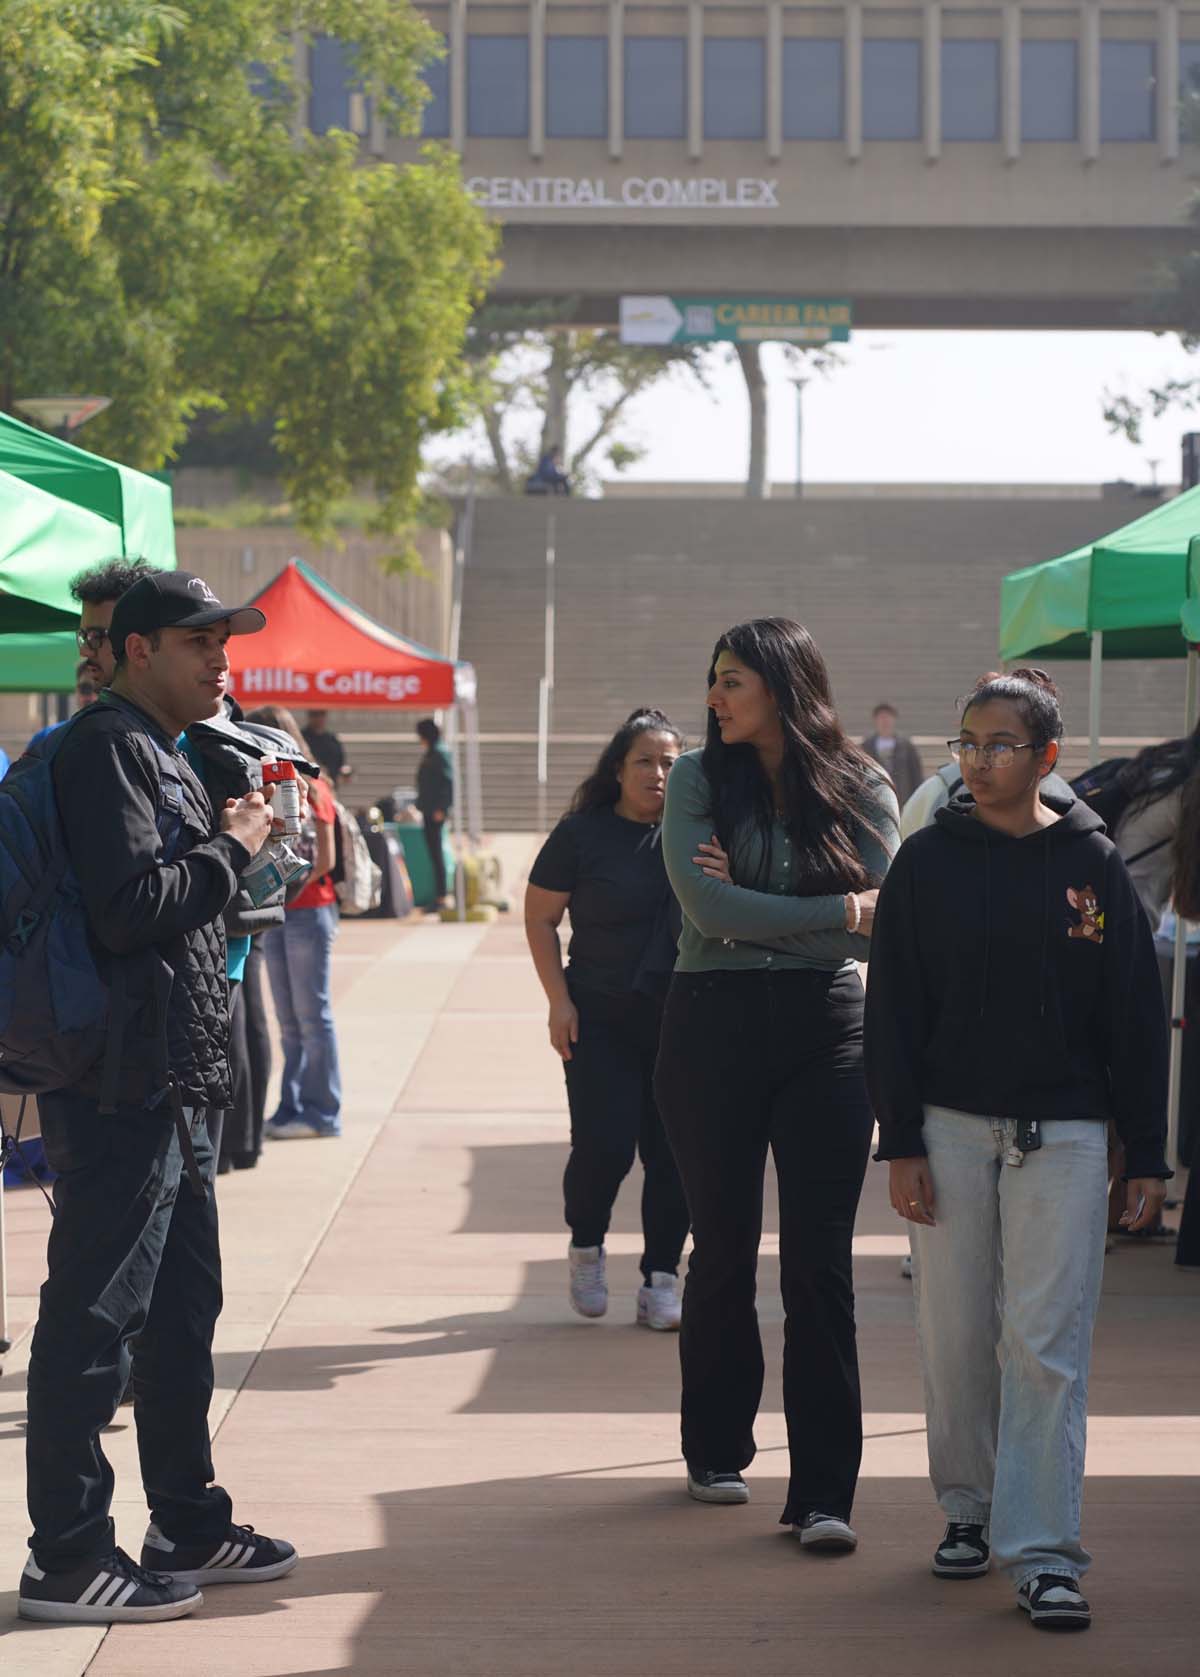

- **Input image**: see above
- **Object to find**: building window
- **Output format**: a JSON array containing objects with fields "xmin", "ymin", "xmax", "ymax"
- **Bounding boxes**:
[
  {"xmin": 782, "ymin": 39, "xmax": 843, "ymax": 139},
  {"xmin": 703, "ymin": 38, "xmax": 765, "ymax": 140},
  {"xmin": 942, "ymin": 39, "xmax": 1000, "ymax": 141},
  {"xmin": 1021, "ymin": 40, "xmax": 1077, "ymax": 141},
  {"xmin": 863, "ymin": 40, "xmax": 921, "ymax": 141},
  {"xmin": 310, "ymin": 36, "xmax": 369, "ymax": 136},
  {"xmin": 467, "ymin": 36, "xmax": 529, "ymax": 137},
  {"xmin": 421, "ymin": 47, "xmax": 451, "ymax": 138},
  {"xmin": 625, "ymin": 36, "xmax": 686, "ymax": 138},
  {"xmin": 546, "ymin": 35, "xmax": 607, "ymax": 138},
  {"xmin": 1184, "ymin": 40, "xmax": 1200, "ymax": 94},
  {"xmin": 1101, "ymin": 41, "xmax": 1156, "ymax": 141}
]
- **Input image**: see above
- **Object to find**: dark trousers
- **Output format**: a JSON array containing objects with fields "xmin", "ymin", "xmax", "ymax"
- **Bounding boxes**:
[
  {"xmin": 654, "ymin": 966, "xmax": 874, "ymax": 1526},
  {"xmin": 563, "ymin": 982, "xmax": 690, "ymax": 1282},
  {"xmin": 423, "ymin": 813, "xmax": 448, "ymax": 901},
  {"xmin": 241, "ymin": 937, "xmax": 272, "ymax": 1158},
  {"xmin": 26, "ymin": 1091, "xmax": 231, "ymax": 1570}
]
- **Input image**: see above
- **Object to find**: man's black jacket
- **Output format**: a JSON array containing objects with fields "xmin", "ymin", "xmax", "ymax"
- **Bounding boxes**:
[{"xmin": 52, "ymin": 694, "xmax": 252, "ymax": 1108}]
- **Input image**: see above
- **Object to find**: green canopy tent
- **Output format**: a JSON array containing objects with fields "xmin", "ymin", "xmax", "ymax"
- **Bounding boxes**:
[
  {"xmin": 1000, "ymin": 484, "xmax": 1200, "ymax": 763},
  {"xmin": 0, "ymin": 411, "xmax": 175, "ymax": 572},
  {"xmin": 0, "ymin": 415, "xmax": 176, "ymax": 693},
  {"xmin": 0, "ymin": 469, "xmax": 128, "ymax": 632}
]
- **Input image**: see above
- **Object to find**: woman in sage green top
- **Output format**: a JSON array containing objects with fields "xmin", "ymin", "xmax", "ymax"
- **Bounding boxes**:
[{"xmin": 653, "ymin": 616, "xmax": 899, "ymax": 1548}]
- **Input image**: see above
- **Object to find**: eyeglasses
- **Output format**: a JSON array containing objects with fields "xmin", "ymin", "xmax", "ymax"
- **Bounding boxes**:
[
  {"xmin": 948, "ymin": 740, "xmax": 1038, "ymax": 770},
  {"xmin": 76, "ymin": 627, "xmax": 111, "ymax": 654}
]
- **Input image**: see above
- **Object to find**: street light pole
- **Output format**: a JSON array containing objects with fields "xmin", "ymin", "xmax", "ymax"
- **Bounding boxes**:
[{"xmin": 790, "ymin": 377, "xmax": 809, "ymax": 499}]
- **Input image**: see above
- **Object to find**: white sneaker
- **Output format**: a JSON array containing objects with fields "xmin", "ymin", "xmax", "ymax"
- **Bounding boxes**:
[
  {"xmin": 637, "ymin": 1272, "xmax": 681, "ymax": 1331},
  {"xmin": 568, "ymin": 1244, "xmax": 608, "ymax": 1318}
]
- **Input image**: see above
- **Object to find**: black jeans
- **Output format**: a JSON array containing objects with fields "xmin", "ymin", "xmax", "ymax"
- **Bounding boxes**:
[
  {"xmin": 423, "ymin": 813, "xmax": 448, "ymax": 900},
  {"xmin": 654, "ymin": 966, "xmax": 874, "ymax": 1526},
  {"xmin": 563, "ymin": 982, "xmax": 690, "ymax": 1282},
  {"xmin": 26, "ymin": 1091, "xmax": 231, "ymax": 1571},
  {"xmin": 241, "ymin": 937, "xmax": 272, "ymax": 1158}
]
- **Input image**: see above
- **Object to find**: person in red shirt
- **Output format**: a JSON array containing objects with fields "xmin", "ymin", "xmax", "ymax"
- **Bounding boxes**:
[{"xmin": 247, "ymin": 707, "xmax": 342, "ymax": 1140}]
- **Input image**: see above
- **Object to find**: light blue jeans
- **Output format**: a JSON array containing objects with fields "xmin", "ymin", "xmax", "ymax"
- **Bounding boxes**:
[
  {"xmin": 911, "ymin": 1107, "xmax": 1109, "ymax": 1588},
  {"xmin": 262, "ymin": 904, "xmax": 342, "ymax": 1135}
]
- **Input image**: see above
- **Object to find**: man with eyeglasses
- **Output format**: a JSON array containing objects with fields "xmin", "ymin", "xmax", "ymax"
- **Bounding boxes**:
[{"xmin": 72, "ymin": 557, "xmax": 156, "ymax": 690}]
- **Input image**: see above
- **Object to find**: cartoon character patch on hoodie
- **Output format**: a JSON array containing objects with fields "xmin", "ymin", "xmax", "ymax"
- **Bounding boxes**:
[{"xmin": 1067, "ymin": 884, "xmax": 1104, "ymax": 943}]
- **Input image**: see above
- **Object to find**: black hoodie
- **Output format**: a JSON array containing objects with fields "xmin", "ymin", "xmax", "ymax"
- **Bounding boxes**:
[{"xmin": 864, "ymin": 791, "xmax": 1170, "ymax": 1179}]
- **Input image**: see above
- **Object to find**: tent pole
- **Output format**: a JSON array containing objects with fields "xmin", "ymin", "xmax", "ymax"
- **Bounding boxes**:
[
  {"xmin": 464, "ymin": 696, "xmax": 484, "ymax": 847},
  {"xmin": 450, "ymin": 702, "xmax": 466, "ymax": 923},
  {"xmin": 1088, "ymin": 630, "xmax": 1103, "ymax": 767},
  {"xmin": 1167, "ymin": 643, "xmax": 1200, "ymax": 1169}
]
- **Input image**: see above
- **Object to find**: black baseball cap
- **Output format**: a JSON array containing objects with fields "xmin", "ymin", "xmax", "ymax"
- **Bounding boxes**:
[{"xmin": 109, "ymin": 570, "xmax": 266, "ymax": 659}]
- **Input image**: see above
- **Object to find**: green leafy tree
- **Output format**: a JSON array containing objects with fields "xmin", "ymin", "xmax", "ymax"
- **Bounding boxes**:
[
  {"xmin": 0, "ymin": 1, "xmax": 496, "ymax": 536},
  {"xmin": 449, "ymin": 304, "xmax": 716, "ymax": 494}
]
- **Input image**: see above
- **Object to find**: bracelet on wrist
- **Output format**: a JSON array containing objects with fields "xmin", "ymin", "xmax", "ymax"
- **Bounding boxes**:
[{"xmin": 846, "ymin": 893, "xmax": 862, "ymax": 934}]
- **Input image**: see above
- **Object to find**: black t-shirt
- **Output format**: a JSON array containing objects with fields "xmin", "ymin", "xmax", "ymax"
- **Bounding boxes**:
[{"xmin": 528, "ymin": 806, "xmax": 673, "ymax": 996}]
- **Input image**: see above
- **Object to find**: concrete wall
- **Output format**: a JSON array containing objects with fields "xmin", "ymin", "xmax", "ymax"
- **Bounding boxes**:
[
  {"xmin": 455, "ymin": 490, "xmax": 1193, "ymax": 826},
  {"xmin": 377, "ymin": 1, "xmax": 1200, "ymax": 327}
]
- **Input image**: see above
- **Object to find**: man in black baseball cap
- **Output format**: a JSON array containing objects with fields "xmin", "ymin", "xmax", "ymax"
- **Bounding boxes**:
[
  {"xmin": 19, "ymin": 570, "xmax": 298, "ymax": 1626},
  {"xmin": 104, "ymin": 571, "xmax": 266, "ymax": 736},
  {"xmin": 109, "ymin": 570, "xmax": 266, "ymax": 660}
]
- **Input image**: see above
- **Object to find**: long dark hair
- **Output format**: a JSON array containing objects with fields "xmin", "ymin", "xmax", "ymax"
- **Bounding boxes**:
[
  {"xmin": 701, "ymin": 617, "xmax": 884, "ymax": 893},
  {"xmin": 1112, "ymin": 723, "xmax": 1200, "ymax": 917},
  {"xmin": 569, "ymin": 708, "xmax": 684, "ymax": 815}
]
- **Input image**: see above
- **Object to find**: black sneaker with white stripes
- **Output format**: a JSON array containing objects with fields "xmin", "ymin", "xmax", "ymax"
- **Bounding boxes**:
[
  {"xmin": 932, "ymin": 1520, "xmax": 991, "ymax": 1578},
  {"xmin": 1017, "ymin": 1573, "xmax": 1091, "ymax": 1630},
  {"xmin": 18, "ymin": 1547, "xmax": 202, "ymax": 1623},
  {"xmin": 141, "ymin": 1520, "xmax": 298, "ymax": 1585}
]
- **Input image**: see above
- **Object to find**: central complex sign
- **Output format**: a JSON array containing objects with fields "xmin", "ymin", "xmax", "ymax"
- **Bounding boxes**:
[
  {"xmin": 465, "ymin": 175, "xmax": 781, "ymax": 210},
  {"xmin": 620, "ymin": 296, "xmax": 853, "ymax": 346}
]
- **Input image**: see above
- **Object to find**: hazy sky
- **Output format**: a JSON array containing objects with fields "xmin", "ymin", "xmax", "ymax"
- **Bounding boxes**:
[
  {"xmin": 435, "ymin": 329, "xmax": 1200, "ymax": 490},
  {"xmin": 614, "ymin": 330, "xmax": 1200, "ymax": 487}
]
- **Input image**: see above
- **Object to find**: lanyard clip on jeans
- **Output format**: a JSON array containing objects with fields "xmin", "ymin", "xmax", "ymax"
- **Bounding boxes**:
[{"xmin": 1004, "ymin": 1119, "xmax": 1042, "ymax": 1168}]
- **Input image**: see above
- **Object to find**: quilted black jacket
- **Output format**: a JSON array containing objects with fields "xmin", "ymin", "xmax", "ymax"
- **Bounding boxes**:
[{"xmin": 51, "ymin": 694, "xmax": 251, "ymax": 1108}]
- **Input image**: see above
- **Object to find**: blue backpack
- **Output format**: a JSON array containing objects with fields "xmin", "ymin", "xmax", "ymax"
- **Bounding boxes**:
[{"xmin": 0, "ymin": 702, "xmax": 186, "ymax": 1107}]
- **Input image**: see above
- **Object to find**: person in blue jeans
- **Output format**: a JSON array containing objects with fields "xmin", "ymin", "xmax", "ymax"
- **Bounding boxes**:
[
  {"xmin": 865, "ymin": 667, "xmax": 1171, "ymax": 1634},
  {"xmin": 252, "ymin": 712, "xmax": 342, "ymax": 1140}
]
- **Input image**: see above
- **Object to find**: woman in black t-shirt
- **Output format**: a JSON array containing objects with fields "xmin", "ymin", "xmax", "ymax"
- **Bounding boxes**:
[{"xmin": 525, "ymin": 709, "xmax": 690, "ymax": 1330}]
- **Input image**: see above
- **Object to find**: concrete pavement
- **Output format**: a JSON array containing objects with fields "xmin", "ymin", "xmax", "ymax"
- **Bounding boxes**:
[{"xmin": 1, "ymin": 834, "xmax": 1197, "ymax": 1676}]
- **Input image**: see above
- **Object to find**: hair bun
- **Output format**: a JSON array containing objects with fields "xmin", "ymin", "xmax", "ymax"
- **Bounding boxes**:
[
  {"xmin": 1010, "ymin": 666, "xmax": 1060, "ymax": 699},
  {"xmin": 625, "ymin": 706, "xmax": 670, "ymax": 726}
]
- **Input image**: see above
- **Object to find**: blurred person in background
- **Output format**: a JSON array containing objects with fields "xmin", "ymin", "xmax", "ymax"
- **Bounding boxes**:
[
  {"xmin": 415, "ymin": 718, "xmax": 454, "ymax": 908},
  {"xmin": 302, "ymin": 709, "xmax": 352, "ymax": 786},
  {"xmin": 249, "ymin": 706, "xmax": 342, "ymax": 1141},
  {"xmin": 525, "ymin": 709, "xmax": 690, "ymax": 1330},
  {"xmin": 863, "ymin": 703, "xmax": 923, "ymax": 807}
]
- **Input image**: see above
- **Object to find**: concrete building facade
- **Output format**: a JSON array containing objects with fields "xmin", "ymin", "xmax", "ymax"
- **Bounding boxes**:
[{"xmin": 306, "ymin": 2, "xmax": 1200, "ymax": 327}]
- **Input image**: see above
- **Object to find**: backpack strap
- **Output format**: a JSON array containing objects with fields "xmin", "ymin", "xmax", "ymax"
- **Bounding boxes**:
[{"xmin": 1124, "ymin": 835, "xmax": 1171, "ymax": 869}]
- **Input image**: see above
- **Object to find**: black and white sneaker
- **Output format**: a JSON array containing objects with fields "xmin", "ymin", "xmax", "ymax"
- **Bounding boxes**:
[
  {"xmin": 792, "ymin": 1512, "xmax": 858, "ymax": 1551},
  {"xmin": 932, "ymin": 1520, "xmax": 991, "ymax": 1578},
  {"xmin": 18, "ymin": 1547, "xmax": 202, "ymax": 1624},
  {"xmin": 141, "ymin": 1520, "xmax": 298, "ymax": 1585},
  {"xmin": 686, "ymin": 1469, "xmax": 750, "ymax": 1505},
  {"xmin": 1017, "ymin": 1573, "xmax": 1091, "ymax": 1630}
]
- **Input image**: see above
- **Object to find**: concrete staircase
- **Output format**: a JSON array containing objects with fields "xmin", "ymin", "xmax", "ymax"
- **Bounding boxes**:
[{"xmin": 454, "ymin": 494, "xmax": 1189, "ymax": 832}]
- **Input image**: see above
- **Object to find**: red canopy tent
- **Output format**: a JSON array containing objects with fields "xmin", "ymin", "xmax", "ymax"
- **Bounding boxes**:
[
  {"xmin": 227, "ymin": 556, "xmax": 464, "ymax": 709},
  {"xmin": 226, "ymin": 557, "xmax": 482, "ymax": 844}
]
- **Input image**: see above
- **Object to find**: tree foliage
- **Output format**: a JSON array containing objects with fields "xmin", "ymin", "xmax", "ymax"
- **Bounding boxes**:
[
  {"xmin": 0, "ymin": 1, "xmax": 496, "ymax": 536},
  {"xmin": 452, "ymin": 303, "xmax": 716, "ymax": 494}
]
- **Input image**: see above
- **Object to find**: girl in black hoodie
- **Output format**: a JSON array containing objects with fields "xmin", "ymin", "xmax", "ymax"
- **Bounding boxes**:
[{"xmin": 864, "ymin": 669, "xmax": 1170, "ymax": 1633}]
